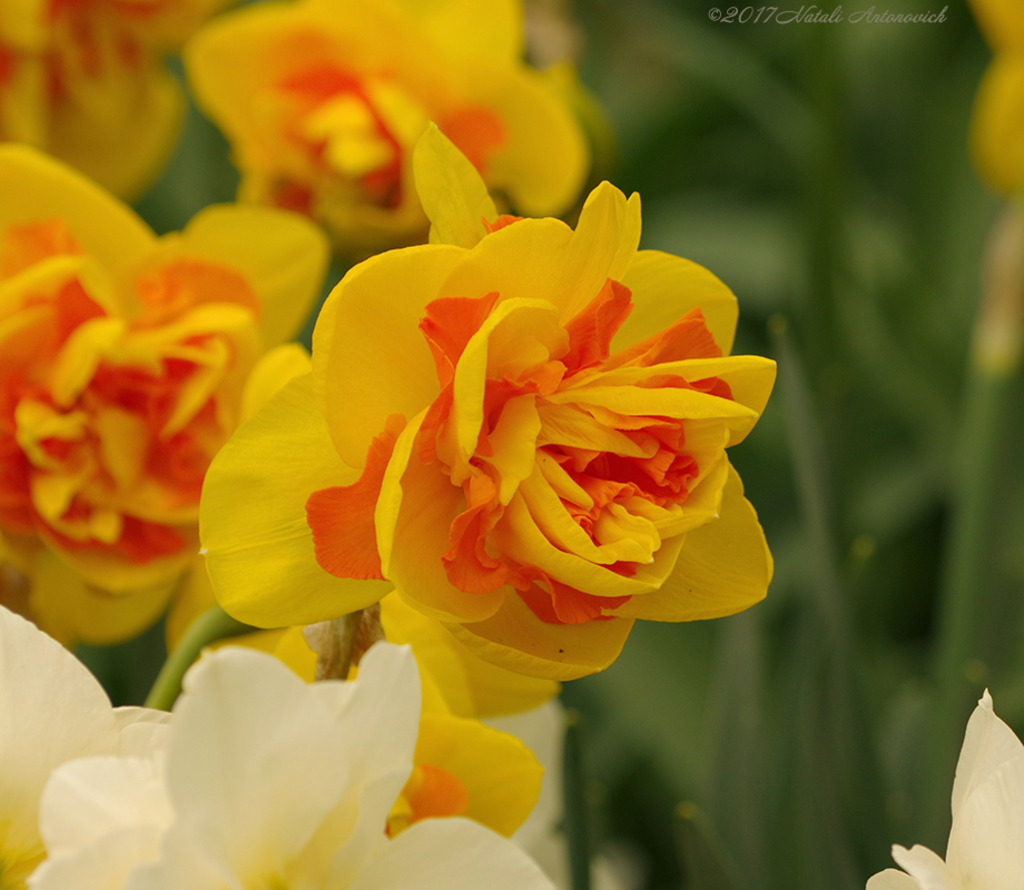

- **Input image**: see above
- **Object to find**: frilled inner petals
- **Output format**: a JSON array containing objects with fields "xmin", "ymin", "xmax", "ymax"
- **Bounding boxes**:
[
  {"xmin": 0, "ymin": 218, "xmax": 259, "ymax": 572},
  {"xmin": 266, "ymin": 64, "xmax": 505, "ymax": 217},
  {"xmin": 307, "ymin": 273, "xmax": 744, "ymax": 627}
]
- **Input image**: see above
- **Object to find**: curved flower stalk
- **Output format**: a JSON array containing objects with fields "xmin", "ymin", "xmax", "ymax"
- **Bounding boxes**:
[
  {"xmin": 0, "ymin": 0, "xmax": 232, "ymax": 199},
  {"xmin": 29, "ymin": 642, "xmax": 558, "ymax": 890},
  {"xmin": 201, "ymin": 129, "xmax": 776, "ymax": 680},
  {"xmin": 0, "ymin": 145, "xmax": 328, "ymax": 645},
  {"xmin": 0, "ymin": 604, "xmax": 167, "ymax": 889},
  {"xmin": 184, "ymin": 0, "xmax": 589, "ymax": 254},
  {"xmin": 868, "ymin": 690, "xmax": 1024, "ymax": 889},
  {"xmin": 969, "ymin": 0, "xmax": 1024, "ymax": 194}
]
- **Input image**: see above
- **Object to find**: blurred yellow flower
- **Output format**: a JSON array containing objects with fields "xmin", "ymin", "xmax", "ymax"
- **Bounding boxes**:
[
  {"xmin": 201, "ymin": 130, "xmax": 775, "ymax": 680},
  {"xmin": 0, "ymin": 145, "xmax": 327, "ymax": 644},
  {"xmin": 0, "ymin": 0, "xmax": 229, "ymax": 198},
  {"xmin": 868, "ymin": 690, "xmax": 1024, "ymax": 890},
  {"xmin": 184, "ymin": 0, "xmax": 589, "ymax": 253},
  {"xmin": 970, "ymin": 0, "xmax": 1024, "ymax": 194}
]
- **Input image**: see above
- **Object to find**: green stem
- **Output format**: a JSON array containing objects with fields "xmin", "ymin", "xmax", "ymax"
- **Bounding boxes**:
[
  {"xmin": 144, "ymin": 604, "xmax": 253, "ymax": 710},
  {"xmin": 918, "ymin": 205, "xmax": 1024, "ymax": 846},
  {"xmin": 918, "ymin": 369, "xmax": 1013, "ymax": 844},
  {"xmin": 563, "ymin": 709, "xmax": 591, "ymax": 890}
]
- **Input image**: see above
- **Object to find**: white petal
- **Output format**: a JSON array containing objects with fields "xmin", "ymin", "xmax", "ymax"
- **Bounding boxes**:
[
  {"xmin": 946, "ymin": 756, "xmax": 1024, "ymax": 890},
  {"xmin": 891, "ymin": 844, "xmax": 952, "ymax": 890},
  {"xmin": 866, "ymin": 868, "xmax": 925, "ymax": 890},
  {"xmin": 29, "ymin": 825, "xmax": 163, "ymax": 890},
  {"xmin": 348, "ymin": 818, "xmax": 557, "ymax": 890},
  {"xmin": 167, "ymin": 648, "xmax": 355, "ymax": 877},
  {"xmin": 38, "ymin": 756, "xmax": 170, "ymax": 856},
  {"xmin": 113, "ymin": 707, "xmax": 172, "ymax": 757},
  {"xmin": 0, "ymin": 606, "xmax": 118, "ymax": 853},
  {"xmin": 950, "ymin": 690, "xmax": 1024, "ymax": 820}
]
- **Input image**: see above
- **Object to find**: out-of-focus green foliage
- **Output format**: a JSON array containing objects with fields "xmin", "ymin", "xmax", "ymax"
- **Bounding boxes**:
[{"xmin": 556, "ymin": 0, "xmax": 1021, "ymax": 887}]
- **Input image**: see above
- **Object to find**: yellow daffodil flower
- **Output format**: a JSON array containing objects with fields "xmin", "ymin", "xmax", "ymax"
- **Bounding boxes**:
[
  {"xmin": 0, "ymin": 605, "xmax": 167, "ymax": 889},
  {"xmin": 184, "ymin": 0, "xmax": 589, "ymax": 254},
  {"xmin": 201, "ymin": 129, "xmax": 775, "ymax": 681},
  {"xmin": 0, "ymin": 0, "xmax": 231, "ymax": 198},
  {"xmin": 868, "ymin": 690, "xmax": 1024, "ymax": 890},
  {"xmin": 30, "ymin": 642, "xmax": 558, "ymax": 890},
  {"xmin": 0, "ymin": 145, "xmax": 327, "ymax": 645},
  {"xmin": 970, "ymin": 0, "xmax": 1024, "ymax": 194}
]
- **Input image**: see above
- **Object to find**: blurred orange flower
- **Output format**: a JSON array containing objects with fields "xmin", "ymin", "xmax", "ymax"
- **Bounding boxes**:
[
  {"xmin": 0, "ymin": 145, "xmax": 327, "ymax": 644},
  {"xmin": 201, "ymin": 131, "xmax": 775, "ymax": 680},
  {"xmin": 184, "ymin": 0, "xmax": 589, "ymax": 253},
  {"xmin": 0, "ymin": 0, "xmax": 230, "ymax": 198}
]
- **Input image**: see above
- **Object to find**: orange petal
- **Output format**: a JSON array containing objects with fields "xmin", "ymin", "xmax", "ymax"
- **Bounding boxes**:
[
  {"xmin": 306, "ymin": 414, "xmax": 406, "ymax": 581},
  {"xmin": 562, "ymin": 278, "xmax": 633, "ymax": 373}
]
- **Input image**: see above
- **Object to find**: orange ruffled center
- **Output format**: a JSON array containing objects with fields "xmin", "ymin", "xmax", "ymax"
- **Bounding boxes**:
[
  {"xmin": 307, "ymin": 271, "xmax": 735, "ymax": 626},
  {"xmin": 0, "ymin": 218, "xmax": 257, "ymax": 568},
  {"xmin": 268, "ymin": 64, "xmax": 505, "ymax": 217}
]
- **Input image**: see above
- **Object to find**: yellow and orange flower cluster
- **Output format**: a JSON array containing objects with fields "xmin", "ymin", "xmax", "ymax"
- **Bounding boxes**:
[
  {"xmin": 0, "ymin": 0, "xmax": 230, "ymax": 198},
  {"xmin": 970, "ymin": 0, "xmax": 1024, "ymax": 193},
  {"xmin": 201, "ymin": 130, "xmax": 776, "ymax": 681},
  {"xmin": 0, "ymin": 145, "xmax": 327, "ymax": 644},
  {"xmin": 184, "ymin": 0, "xmax": 589, "ymax": 253}
]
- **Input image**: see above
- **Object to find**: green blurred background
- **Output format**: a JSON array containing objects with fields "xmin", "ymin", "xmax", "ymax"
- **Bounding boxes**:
[{"xmin": 93, "ymin": 0, "xmax": 1023, "ymax": 886}]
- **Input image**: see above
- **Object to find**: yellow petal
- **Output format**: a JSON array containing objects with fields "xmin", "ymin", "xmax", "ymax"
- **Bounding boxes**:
[
  {"xmin": 164, "ymin": 560, "xmax": 218, "ymax": 651},
  {"xmin": 414, "ymin": 124, "xmax": 498, "ymax": 249},
  {"xmin": 271, "ymin": 625, "xmax": 318, "ymax": 680},
  {"xmin": 0, "ymin": 144, "xmax": 155, "ymax": 279},
  {"xmin": 575, "ymin": 354, "xmax": 777, "ymax": 445},
  {"xmin": 971, "ymin": 54, "xmax": 1024, "ymax": 196},
  {"xmin": 466, "ymin": 63, "xmax": 590, "ymax": 218},
  {"xmin": 438, "ymin": 184, "xmax": 637, "ymax": 322},
  {"xmin": 446, "ymin": 592, "xmax": 635, "ymax": 681},
  {"xmin": 313, "ymin": 244, "xmax": 464, "ymax": 467},
  {"xmin": 48, "ymin": 65, "xmax": 184, "ymax": 202},
  {"xmin": 241, "ymin": 343, "xmax": 312, "ymax": 422},
  {"xmin": 614, "ymin": 463, "xmax": 771, "ymax": 621},
  {"xmin": 29, "ymin": 549, "xmax": 177, "ymax": 646},
  {"xmin": 200, "ymin": 373, "xmax": 392, "ymax": 627},
  {"xmin": 415, "ymin": 712, "xmax": 542, "ymax": 837},
  {"xmin": 391, "ymin": 0, "xmax": 522, "ymax": 62},
  {"xmin": 969, "ymin": 0, "xmax": 1024, "ymax": 53},
  {"xmin": 617, "ymin": 250, "xmax": 740, "ymax": 357},
  {"xmin": 174, "ymin": 204, "xmax": 329, "ymax": 347},
  {"xmin": 380, "ymin": 592, "xmax": 559, "ymax": 718}
]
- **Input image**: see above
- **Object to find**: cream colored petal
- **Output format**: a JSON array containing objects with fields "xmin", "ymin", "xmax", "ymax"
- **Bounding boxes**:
[
  {"xmin": 0, "ymin": 606, "xmax": 118, "ymax": 859},
  {"xmin": 347, "ymin": 817, "xmax": 557, "ymax": 890},
  {"xmin": 946, "ymin": 757, "xmax": 1024, "ymax": 890},
  {"xmin": 38, "ymin": 756, "xmax": 170, "ymax": 858},
  {"xmin": 951, "ymin": 690, "xmax": 1024, "ymax": 819}
]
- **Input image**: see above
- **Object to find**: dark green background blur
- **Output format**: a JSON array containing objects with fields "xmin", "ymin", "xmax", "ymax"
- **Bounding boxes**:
[{"xmin": 96, "ymin": 1, "xmax": 1022, "ymax": 886}]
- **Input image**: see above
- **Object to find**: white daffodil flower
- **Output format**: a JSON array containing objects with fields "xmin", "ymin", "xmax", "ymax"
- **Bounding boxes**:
[
  {"xmin": 868, "ymin": 690, "xmax": 1024, "ymax": 890},
  {"xmin": 31, "ymin": 641, "xmax": 558, "ymax": 890},
  {"xmin": 0, "ymin": 605, "xmax": 167, "ymax": 889}
]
